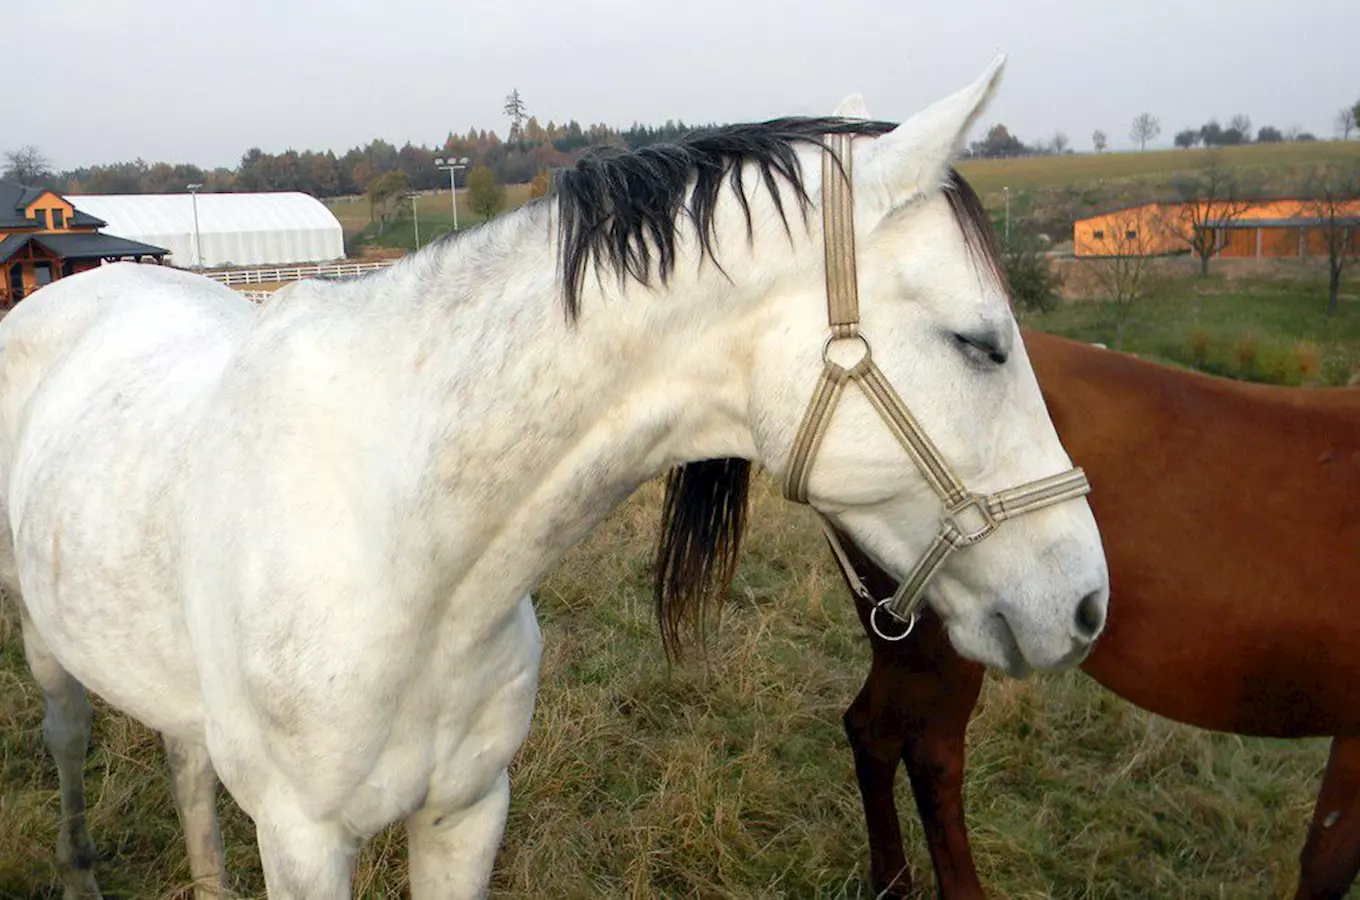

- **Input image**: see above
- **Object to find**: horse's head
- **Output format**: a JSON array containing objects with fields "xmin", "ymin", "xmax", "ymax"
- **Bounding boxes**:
[{"xmin": 744, "ymin": 57, "xmax": 1108, "ymax": 676}]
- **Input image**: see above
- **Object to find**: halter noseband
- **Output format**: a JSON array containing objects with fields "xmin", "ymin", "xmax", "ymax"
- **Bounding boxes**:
[{"xmin": 784, "ymin": 133, "xmax": 1092, "ymax": 642}]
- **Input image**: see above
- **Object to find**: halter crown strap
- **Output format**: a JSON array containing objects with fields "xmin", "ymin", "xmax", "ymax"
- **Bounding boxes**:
[{"xmin": 784, "ymin": 134, "xmax": 1092, "ymax": 640}]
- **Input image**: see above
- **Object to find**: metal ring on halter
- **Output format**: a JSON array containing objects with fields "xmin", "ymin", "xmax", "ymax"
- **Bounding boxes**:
[
  {"xmin": 870, "ymin": 598, "xmax": 917, "ymax": 642},
  {"xmin": 821, "ymin": 333, "xmax": 871, "ymax": 372}
]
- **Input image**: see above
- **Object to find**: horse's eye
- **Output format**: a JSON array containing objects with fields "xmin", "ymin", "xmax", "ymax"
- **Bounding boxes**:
[{"xmin": 953, "ymin": 331, "xmax": 1008, "ymax": 366}]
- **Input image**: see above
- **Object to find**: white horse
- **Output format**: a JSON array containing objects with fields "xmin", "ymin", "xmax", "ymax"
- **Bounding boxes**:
[{"xmin": 1, "ymin": 56, "xmax": 1108, "ymax": 899}]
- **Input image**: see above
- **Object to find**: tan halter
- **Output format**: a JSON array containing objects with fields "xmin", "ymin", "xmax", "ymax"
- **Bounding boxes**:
[{"xmin": 784, "ymin": 133, "xmax": 1092, "ymax": 642}]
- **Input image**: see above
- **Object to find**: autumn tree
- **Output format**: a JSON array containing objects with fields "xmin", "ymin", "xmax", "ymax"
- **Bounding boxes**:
[
  {"xmin": 467, "ymin": 166, "xmax": 505, "ymax": 221},
  {"xmin": 1162, "ymin": 153, "xmax": 1256, "ymax": 277},
  {"xmin": 1130, "ymin": 113, "xmax": 1161, "ymax": 151},
  {"xmin": 528, "ymin": 169, "xmax": 551, "ymax": 199},
  {"xmin": 366, "ymin": 169, "xmax": 410, "ymax": 236},
  {"xmin": 1298, "ymin": 163, "xmax": 1360, "ymax": 317}
]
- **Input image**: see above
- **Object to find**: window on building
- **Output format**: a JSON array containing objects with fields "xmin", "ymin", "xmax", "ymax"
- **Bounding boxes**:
[
  {"xmin": 30, "ymin": 209, "xmax": 48, "ymax": 228},
  {"xmin": 1093, "ymin": 229, "xmax": 1105, "ymax": 240},
  {"xmin": 34, "ymin": 263, "xmax": 53, "ymax": 286},
  {"xmin": 50, "ymin": 208, "xmax": 65, "ymax": 229},
  {"xmin": 1126, "ymin": 230, "xmax": 1138, "ymax": 240}
]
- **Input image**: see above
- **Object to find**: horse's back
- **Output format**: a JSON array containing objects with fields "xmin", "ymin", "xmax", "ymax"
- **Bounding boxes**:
[
  {"xmin": 1026, "ymin": 330, "xmax": 1360, "ymax": 736},
  {"xmin": 0, "ymin": 263, "xmax": 256, "ymax": 735}
]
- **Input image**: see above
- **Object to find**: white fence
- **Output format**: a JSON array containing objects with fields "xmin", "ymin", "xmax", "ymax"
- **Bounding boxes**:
[{"xmin": 203, "ymin": 260, "xmax": 394, "ymax": 286}]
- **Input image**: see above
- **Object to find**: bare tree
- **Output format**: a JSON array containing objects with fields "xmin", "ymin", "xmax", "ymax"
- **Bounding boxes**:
[
  {"xmin": 1228, "ymin": 114, "xmax": 1253, "ymax": 143},
  {"xmin": 3, "ymin": 144, "xmax": 54, "ymax": 185},
  {"xmin": 1092, "ymin": 129, "xmax": 1108, "ymax": 153},
  {"xmin": 1130, "ymin": 113, "xmax": 1161, "ymax": 151},
  {"xmin": 1051, "ymin": 131, "xmax": 1070, "ymax": 154},
  {"xmin": 1298, "ymin": 163, "xmax": 1360, "ymax": 317},
  {"xmin": 1090, "ymin": 208, "xmax": 1157, "ymax": 350},
  {"xmin": 1337, "ymin": 107, "xmax": 1357, "ymax": 140},
  {"xmin": 1160, "ymin": 153, "xmax": 1256, "ymax": 277}
]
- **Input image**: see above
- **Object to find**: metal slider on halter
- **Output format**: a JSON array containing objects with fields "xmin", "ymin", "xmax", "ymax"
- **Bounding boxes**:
[{"xmin": 783, "ymin": 132, "xmax": 1091, "ymax": 642}]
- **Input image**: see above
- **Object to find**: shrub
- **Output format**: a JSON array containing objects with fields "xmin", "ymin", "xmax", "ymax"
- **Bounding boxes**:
[
  {"xmin": 1187, "ymin": 329, "xmax": 1212, "ymax": 368},
  {"xmin": 1291, "ymin": 340, "xmax": 1320, "ymax": 382},
  {"xmin": 1231, "ymin": 333, "xmax": 1259, "ymax": 376}
]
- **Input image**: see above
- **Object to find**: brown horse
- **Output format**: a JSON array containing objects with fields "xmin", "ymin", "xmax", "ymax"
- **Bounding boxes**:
[{"xmin": 833, "ymin": 329, "xmax": 1360, "ymax": 899}]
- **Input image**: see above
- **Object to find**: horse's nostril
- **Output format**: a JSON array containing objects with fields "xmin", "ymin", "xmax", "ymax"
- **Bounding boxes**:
[{"xmin": 1075, "ymin": 591, "xmax": 1105, "ymax": 640}]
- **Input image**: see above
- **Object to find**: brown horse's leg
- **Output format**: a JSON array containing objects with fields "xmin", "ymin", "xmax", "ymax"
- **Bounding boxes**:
[
  {"xmin": 1296, "ymin": 735, "xmax": 1360, "ymax": 900},
  {"xmin": 896, "ymin": 615, "xmax": 987, "ymax": 900},
  {"xmin": 844, "ymin": 655, "xmax": 915, "ymax": 898},
  {"xmin": 842, "ymin": 606, "xmax": 988, "ymax": 899}
]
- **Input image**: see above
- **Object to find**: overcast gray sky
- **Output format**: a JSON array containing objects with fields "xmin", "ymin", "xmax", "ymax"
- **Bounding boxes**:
[{"xmin": 9, "ymin": 0, "xmax": 1358, "ymax": 172}]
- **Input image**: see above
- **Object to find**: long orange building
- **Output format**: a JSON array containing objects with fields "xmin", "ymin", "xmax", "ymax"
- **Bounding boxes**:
[{"xmin": 1073, "ymin": 198, "xmax": 1360, "ymax": 259}]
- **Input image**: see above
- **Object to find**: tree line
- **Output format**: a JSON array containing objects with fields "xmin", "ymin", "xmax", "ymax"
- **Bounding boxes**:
[{"xmin": 3, "ymin": 117, "xmax": 709, "ymax": 199}]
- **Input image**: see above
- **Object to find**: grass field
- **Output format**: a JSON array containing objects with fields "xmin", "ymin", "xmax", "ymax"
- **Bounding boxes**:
[
  {"xmin": 954, "ymin": 139, "xmax": 1360, "ymax": 204},
  {"xmin": 327, "ymin": 186, "xmax": 537, "ymax": 254},
  {"xmin": 3, "ymin": 263, "xmax": 1358, "ymax": 897},
  {"xmin": 1032, "ymin": 260, "xmax": 1360, "ymax": 385}
]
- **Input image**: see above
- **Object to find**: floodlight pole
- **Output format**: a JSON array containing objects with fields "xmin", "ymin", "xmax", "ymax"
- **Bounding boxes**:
[
  {"xmin": 413, "ymin": 192, "xmax": 421, "ymax": 249},
  {"xmin": 187, "ymin": 183, "xmax": 204, "ymax": 270},
  {"xmin": 434, "ymin": 156, "xmax": 470, "ymax": 233},
  {"xmin": 1003, "ymin": 185, "xmax": 1010, "ymax": 242}
]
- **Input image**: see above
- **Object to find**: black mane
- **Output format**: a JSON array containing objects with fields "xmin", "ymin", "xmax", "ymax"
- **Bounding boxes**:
[{"xmin": 548, "ymin": 116, "xmax": 897, "ymax": 321}]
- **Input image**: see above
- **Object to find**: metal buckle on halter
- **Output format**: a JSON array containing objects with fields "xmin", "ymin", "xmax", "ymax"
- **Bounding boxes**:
[
  {"xmin": 941, "ymin": 493, "xmax": 997, "ymax": 546},
  {"xmin": 870, "ymin": 597, "xmax": 917, "ymax": 642},
  {"xmin": 821, "ymin": 333, "xmax": 872, "ymax": 374}
]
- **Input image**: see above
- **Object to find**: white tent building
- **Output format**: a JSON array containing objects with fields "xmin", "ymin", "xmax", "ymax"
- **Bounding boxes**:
[{"xmin": 63, "ymin": 191, "xmax": 345, "ymax": 269}]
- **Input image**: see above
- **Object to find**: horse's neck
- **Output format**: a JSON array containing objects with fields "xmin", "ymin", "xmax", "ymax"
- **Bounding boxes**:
[{"xmin": 322, "ymin": 201, "xmax": 768, "ymax": 602}]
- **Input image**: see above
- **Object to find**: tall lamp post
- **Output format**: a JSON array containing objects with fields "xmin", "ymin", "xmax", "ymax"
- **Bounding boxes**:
[
  {"xmin": 412, "ymin": 192, "xmax": 421, "ymax": 250},
  {"xmin": 433, "ymin": 156, "xmax": 469, "ymax": 233},
  {"xmin": 1003, "ymin": 185, "xmax": 1010, "ymax": 243},
  {"xmin": 186, "ymin": 183, "xmax": 204, "ymax": 270}
]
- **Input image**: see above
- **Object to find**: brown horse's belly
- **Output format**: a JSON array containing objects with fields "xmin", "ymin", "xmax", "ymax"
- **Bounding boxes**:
[{"xmin": 1081, "ymin": 605, "xmax": 1360, "ymax": 738}]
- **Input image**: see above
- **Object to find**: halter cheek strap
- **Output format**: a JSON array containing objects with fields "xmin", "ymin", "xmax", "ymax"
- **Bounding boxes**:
[{"xmin": 784, "ymin": 133, "xmax": 1091, "ymax": 641}]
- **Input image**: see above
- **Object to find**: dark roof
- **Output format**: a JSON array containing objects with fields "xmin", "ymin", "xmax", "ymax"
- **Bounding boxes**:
[
  {"xmin": 0, "ymin": 234, "xmax": 30, "ymax": 263},
  {"xmin": 0, "ymin": 180, "xmax": 107, "ymax": 229},
  {"xmin": 0, "ymin": 232, "xmax": 168, "ymax": 264},
  {"xmin": 1076, "ymin": 193, "xmax": 1357, "ymax": 224},
  {"xmin": 33, "ymin": 232, "xmax": 168, "ymax": 259},
  {"xmin": 1208, "ymin": 216, "xmax": 1360, "ymax": 229}
]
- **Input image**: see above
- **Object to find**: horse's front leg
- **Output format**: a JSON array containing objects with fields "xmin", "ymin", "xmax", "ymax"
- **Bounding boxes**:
[
  {"xmin": 406, "ymin": 769, "xmax": 512, "ymax": 900},
  {"xmin": 163, "ymin": 734, "xmax": 231, "ymax": 898}
]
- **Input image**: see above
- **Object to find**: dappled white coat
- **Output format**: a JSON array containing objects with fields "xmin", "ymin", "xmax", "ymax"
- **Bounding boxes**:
[{"xmin": 0, "ymin": 55, "xmax": 1107, "ymax": 899}]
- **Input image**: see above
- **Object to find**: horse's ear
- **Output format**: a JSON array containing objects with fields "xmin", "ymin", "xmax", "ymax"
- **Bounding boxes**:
[
  {"xmin": 833, "ymin": 93, "xmax": 870, "ymax": 119},
  {"xmin": 858, "ymin": 54, "xmax": 1005, "ymax": 211}
]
